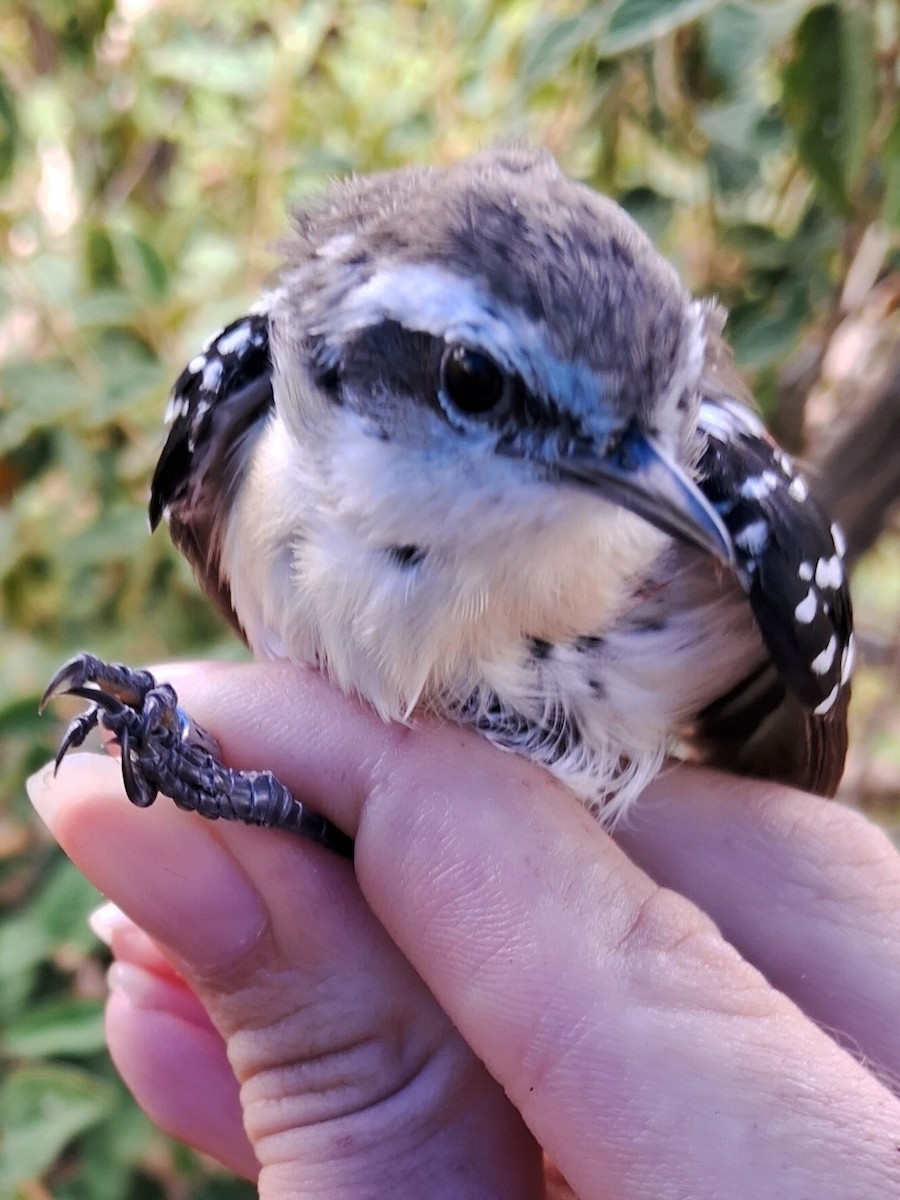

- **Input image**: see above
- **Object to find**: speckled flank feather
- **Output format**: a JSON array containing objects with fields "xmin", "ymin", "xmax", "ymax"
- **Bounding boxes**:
[{"xmin": 150, "ymin": 147, "xmax": 853, "ymax": 821}]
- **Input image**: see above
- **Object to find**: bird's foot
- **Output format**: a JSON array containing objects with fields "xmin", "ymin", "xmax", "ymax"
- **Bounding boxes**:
[{"xmin": 41, "ymin": 653, "xmax": 353, "ymax": 858}]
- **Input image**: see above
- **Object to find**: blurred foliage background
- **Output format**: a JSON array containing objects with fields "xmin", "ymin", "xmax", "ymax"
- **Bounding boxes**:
[{"xmin": 0, "ymin": 0, "xmax": 898, "ymax": 1194}]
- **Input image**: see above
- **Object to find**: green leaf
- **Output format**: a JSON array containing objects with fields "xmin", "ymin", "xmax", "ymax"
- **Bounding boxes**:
[
  {"xmin": 728, "ymin": 285, "xmax": 810, "ymax": 372},
  {"xmin": 836, "ymin": 2, "xmax": 876, "ymax": 192},
  {"xmin": 722, "ymin": 224, "xmax": 792, "ymax": 272},
  {"xmin": 84, "ymin": 225, "xmax": 119, "ymax": 290},
  {"xmin": 192, "ymin": 1176, "xmax": 259, "ymax": 1199},
  {"xmin": 698, "ymin": 97, "xmax": 785, "ymax": 161},
  {"xmin": 0, "ymin": 361, "xmax": 87, "ymax": 454},
  {"xmin": 149, "ymin": 37, "xmax": 276, "ymax": 98},
  {"xmin": 0, "ymin": 912, "xmax": 48, "ymax": 1024},
  {"xmin": 55, "ymin": 507, "xmax": 152, "ymax": 571},
  {"xmin": 883, "ymin": 109, "xmax": 900, "ymax": 229},
  {"xmin": 602, "ymin": 0, "xmax": 725, "ymax": 55},
  {"xmin": 0, "ymin": 1064, "xmax": 114, "ymax": 1188},
  {"xmin": 32, "ymin": 857, "xmax": 103, "ymax": 947},
  {"xmin": 0, "ymin": 71, "xmax": 18, "ymax": 183},
  {"xmin": 783, "ymin": 5, "xmax": 841, "ymax": 207},
  {"xmin": 111, "ymin": 230, "xmax": 170, "ymax": 300},
  {"xmin": 705, "ymin": 140, "xmax": 760, "ymax": 194},
  {"xmin": 618, "ymin": 187, "xmax": 674, "ymax": 241},
  {"xmin": 782, "ymin": 3, "xmax": 876, "ymax": 213},
  {"xmin": 704, "ymin": 1, "xmax": 809, "ymax": 98},
  {"xmin": 4, "ymin": 997, "xmax": 107, "ymax": 1059},
  {"xmin": 69, "ymin": 290, "xmax": 140, "ymax": 331},
  {"xmin": 703, "ymin": 4, "xmax": 762, "ymax": 98},
  {"xmin": 0, "ymin": 693, "xmax": 45, "ymax": 739},
  {"xmin": 75, "ymin": 1090, "xmax": 159, "ymax": 1200},
  {"xmin": 521, "ymin": 13, "xmax": 605, "ymax": 84}
]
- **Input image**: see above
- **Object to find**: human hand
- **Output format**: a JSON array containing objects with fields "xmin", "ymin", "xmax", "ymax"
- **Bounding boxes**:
[{"xmin": 29, "ymin": 661, "xmax": 900, "ymax": 1199}]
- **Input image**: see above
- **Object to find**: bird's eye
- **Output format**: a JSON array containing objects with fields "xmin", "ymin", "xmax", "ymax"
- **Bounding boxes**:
[{"xmin": 440, "ymin": 345, "xmax": 510, "ymax": 418}]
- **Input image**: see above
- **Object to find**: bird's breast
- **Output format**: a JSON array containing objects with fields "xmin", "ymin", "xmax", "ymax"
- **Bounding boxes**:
[{"xmin": 221, "ymin": 417, "xmax": 762, "ymax": 822}]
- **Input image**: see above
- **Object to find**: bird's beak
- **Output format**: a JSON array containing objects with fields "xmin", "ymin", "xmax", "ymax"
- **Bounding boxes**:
[{"xmin": 550, "ymin": 421, "xmax": 734, "ymax": 565}]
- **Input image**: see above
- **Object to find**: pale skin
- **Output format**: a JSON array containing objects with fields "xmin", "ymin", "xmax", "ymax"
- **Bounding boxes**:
[{"xmin": 28, "ymin": 661, "xmax": 900, "ymax": 1200}]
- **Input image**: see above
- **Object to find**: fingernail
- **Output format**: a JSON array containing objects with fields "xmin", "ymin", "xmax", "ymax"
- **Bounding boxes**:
[
  {"xmin": 89, "ymin": 902, "xmax": 130, "ymax": 947},
  {"xmin": 108, "ymin": 961, "xmax": 217, "ymax": 1031},
  {"xmin": 108, "ymin": 961, "xmax": 157, "ymax": 1005}
]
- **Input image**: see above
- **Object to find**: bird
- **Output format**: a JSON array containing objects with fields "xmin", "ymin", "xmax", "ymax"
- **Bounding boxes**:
[{"xmin": 44, "ymin": 146, "xmax": 854, "ymax": 849}]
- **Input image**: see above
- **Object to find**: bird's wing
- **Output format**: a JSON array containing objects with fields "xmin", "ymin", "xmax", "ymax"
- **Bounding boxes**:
[
  {"xmin": 149, "ymin": 312, "xmax": 273, "ymax": 638},
  {"xmin": 690, "ymin": 396, "xmax": 853, "ymax": 796}
]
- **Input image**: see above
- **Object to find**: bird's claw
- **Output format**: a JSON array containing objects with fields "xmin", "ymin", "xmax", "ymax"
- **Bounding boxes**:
[
  {"xmin": 41, "ymin": 652, "xmax": 354, "ymax": 857},
  {"xmin": 41, "ymin": 653, "xmax": 157, "ymax": 714},
  {"xmin": 44, "ymin": 654, "xmax": 192, "ymax": 809},
  {"xmin": 54, "ymin": 703, "xmax": 103, "ymax": 772}
]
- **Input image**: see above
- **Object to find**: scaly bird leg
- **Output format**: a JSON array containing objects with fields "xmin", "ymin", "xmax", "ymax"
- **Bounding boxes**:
[{"xmin": 41, "ymin": 654, "xmax": 354, "ymax": 859}]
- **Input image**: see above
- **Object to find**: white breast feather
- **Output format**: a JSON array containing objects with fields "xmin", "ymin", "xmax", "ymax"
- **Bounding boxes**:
[{"xmin": 223, "ymin": 412, "xmax": 762, "ymax": 824}]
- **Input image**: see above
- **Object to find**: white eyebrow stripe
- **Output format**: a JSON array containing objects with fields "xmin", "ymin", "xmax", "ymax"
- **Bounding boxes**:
[{"xmin": 329, "ymin": 261, "xmax": 606, "ymax": 413}]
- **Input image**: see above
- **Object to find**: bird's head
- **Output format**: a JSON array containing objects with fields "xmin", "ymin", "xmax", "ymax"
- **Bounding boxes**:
[{"xmin": 268, "ymin": 147, "xmax": 730, "ymax": 586}]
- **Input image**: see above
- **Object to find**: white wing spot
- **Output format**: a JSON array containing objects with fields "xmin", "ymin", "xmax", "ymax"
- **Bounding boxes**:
[
  {"xmin": 734, "ymin": 519, "xmax": 769, "ymax": 555},
  {"xmin": 201, "ymin": 359, "xmax": 224, "ymax": 392},
  {"xmin": 841, "ymin": 634, "xmax": 856, "ymax": 684},
  {"xmin": 815, "ymin": 555, "xmax": 843, "ymax": 589},
  {"xmin": 740, "ymin": 471, "xmax": 779, "ymax": 500},
  {"xmin": 799, "ymin": 561, "xmax": 813, "ymax": 581},
  {"xmin": 163, "ymin": 394, "xmax": 189, "ymax": 424},
  {"xmin": 811, "ymin": 635, "xmax": 838, "ymax": 676},
  {"xmin": 814, "ymin": 684, "xmax": 839, "ymax": 716},
  {"xmin": 830, "ymin": 522, "xmax": 847, "ymax": 558},
  {"xmin": 186, "ymin": 399, "xmax": 210, "ymax": 451},
  {"xmin": 187, "ymin": 354, "xmax": 207, "ymax": 374},
  {"xmin": 794, "ymin": 588, "xmax": 818, "ymax": 624},
  {"xmin": 788, "ymin": 475, "xmax": 809, "ymax": 502},
  {"xmin": 215, "ymin": 324, "xmax": 252, "ymax": 356}
]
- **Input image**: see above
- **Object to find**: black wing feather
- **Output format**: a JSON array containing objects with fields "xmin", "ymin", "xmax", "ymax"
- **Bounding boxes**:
[
  {"xmin": 694, "ymin": 398, "xmax": 853, "ymax": 795},
  {"xmin": 149, "ymin": 312, "xmax": 274, "ymax": 635}
]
